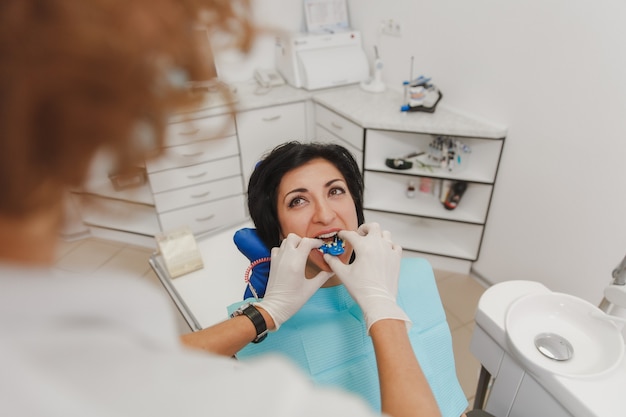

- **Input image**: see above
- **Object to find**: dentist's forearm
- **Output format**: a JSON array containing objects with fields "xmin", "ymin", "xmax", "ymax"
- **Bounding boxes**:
[
  {"xmin": 370, "ymin": 319, "xmax": 442, "ymax": 417},
  {"xmin": 180, "ymin": 306, "xmax": 275, "ymax": 357}
]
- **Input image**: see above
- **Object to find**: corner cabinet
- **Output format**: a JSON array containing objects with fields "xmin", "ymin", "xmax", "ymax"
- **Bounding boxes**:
[
  {"xmin": 312, "ymin": 86, "xmax": 506, "ymax": 273},
  {"xmin": 363, "ymin": 129, "xmax": 503, "ymax": 263}
]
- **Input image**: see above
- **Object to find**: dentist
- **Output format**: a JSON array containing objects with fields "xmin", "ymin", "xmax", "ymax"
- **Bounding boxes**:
[{"xmin": 0, "ymin": 1, "xmax": 440, "ymax": 416}]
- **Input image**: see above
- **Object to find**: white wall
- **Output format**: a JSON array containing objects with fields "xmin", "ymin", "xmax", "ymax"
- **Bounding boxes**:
[
  {"xmin": 214, "ymin": 0, "xmax": 305, "ymax": 82},
  {"xmin": 239, "ymin": 1, "xmax": 626, "ymax": 305},
  {"xmin": 349, "ymin": 0, "xmax": 626, "ymax": 303}
]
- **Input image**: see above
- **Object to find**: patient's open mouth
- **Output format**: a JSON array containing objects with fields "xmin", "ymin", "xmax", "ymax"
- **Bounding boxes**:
[{"xmin": 316, "ymin": 232, "xmax": 345, "ymax": 256}]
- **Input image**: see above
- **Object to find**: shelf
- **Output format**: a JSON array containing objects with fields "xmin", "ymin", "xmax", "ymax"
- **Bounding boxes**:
[
  {"xmin": 364, "ymin": 171, "xmax": 492, "ymax": 224},
  {"xmin": 81, "ymin": 178, "xmax": 155, "ymax": 206},
  {"xmin": 365, "ymin": 129, "xmax": 503, "ymax": 183},
  {"xmin": 73, "ymin": 193, "xmax": 160, "ymax": 236},
  {"xmin": 364, "ymin": 210, "xmax": 483, "ymax": 260}
]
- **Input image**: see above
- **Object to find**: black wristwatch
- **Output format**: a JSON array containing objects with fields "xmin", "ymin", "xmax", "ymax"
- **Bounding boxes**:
[{"xmin": 230, "ymin": 303, "xmax": 268, "ymax": 343}]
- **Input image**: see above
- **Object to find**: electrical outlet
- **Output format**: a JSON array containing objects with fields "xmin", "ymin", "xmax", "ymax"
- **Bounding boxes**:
[{"xmin": 381, "ymin": 18, "xmax": 402, "ymax": 37}]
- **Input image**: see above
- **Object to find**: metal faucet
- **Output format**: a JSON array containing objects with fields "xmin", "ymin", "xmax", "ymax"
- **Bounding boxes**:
[{"xmin": 612, "ymin": 252, "xmax": 626, "ymax": 286}]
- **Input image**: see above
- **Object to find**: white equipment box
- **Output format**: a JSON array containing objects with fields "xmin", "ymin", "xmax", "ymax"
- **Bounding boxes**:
[{"xmin": 275, "ymin": 30, "xmax": 369, "ymax": 91}]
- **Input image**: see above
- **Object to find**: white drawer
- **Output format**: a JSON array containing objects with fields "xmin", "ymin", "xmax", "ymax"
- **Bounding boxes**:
[
  {"xmin": 148, "ymin": 155, "xmax": 241, "ymax": 194},
  {"xmin": 166, "ymin": 113, "xmax": 236, "ymax": 146},
  {"xmin": 314, "ymin": 103, "xmax": 364, "ymax": 151},
  {"xmin": 153, "ymin": 176, "xmax": 243, "ymax": 213},
  {"xmin": 146, "ymin": 135, "xmax": 238, "ymax": 173},
  {"xmin": 314, "ymin": 125, "xmax": 363, "ymax": 172},
  {"xmin": 158, "ymin": 194, "xmax": 246, "ymax": 235},
  {"xmin": 237, "ymin": 101, "xmax": 307, "ymax": 189},
  {"xmin": 237, "ymin": 102, "xmax": 306, "ymax": 135}
]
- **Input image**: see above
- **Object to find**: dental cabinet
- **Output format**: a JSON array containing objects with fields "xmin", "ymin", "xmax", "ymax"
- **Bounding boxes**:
[
  {"xmin": 73, "ymin": 82, "xmax": 311, "ymax": 246},
  {"xmin": 147, "ymin": 111, "xmax": 245, "ymax": 236},
  {"xmin": 236, "ymin": 101, "xmax": 308, "ymax": 190},
  {"xmin": 73, "ymin": 82, "xmax": 505, "ymax": 273},
  {"xmin": 471, "ymin": 281, "xmax": 625, "ymax": 417},
  {"xmin": 313, "ymin": 103, "xmax": 364, "ymax": 172},
  {"xmin": 312, "ymin": 86, "xmax": 506, "ymax": 273}
]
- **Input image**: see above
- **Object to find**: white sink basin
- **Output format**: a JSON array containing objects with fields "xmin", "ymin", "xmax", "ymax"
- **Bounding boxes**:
[{"xmin": 505, "ymin": 292, "xmax": 625, "ymax": 379}]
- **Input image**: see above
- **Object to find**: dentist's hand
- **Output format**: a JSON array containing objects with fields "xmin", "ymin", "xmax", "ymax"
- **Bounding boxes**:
[
  {"xmin": 324, "ymin": 223, "xmax": 410, "ymax": 333},
  {"xmin": 256, "ymin": 233, "xmax": 333, "ymax": 330}
]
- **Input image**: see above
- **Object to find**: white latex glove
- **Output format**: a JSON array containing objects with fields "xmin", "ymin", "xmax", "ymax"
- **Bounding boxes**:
[
  {"xmin": 324, "ymin": 222, "xmax": 410, "ymax": 333},
  {"xmin": 257, "ymin": 233, "xmax": 333, "ymax": 330}
]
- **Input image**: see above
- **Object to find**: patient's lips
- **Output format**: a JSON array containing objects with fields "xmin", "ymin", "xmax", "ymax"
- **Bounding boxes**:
[{"xmin": 316, "ymin": 232, "xmax": 345, "ymax": 256}]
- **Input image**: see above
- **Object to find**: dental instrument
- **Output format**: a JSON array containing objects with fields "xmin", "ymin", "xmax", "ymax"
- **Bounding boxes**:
[{"xmin": 318, "ymin": 236, "xmax": 345, "ymax": 256}]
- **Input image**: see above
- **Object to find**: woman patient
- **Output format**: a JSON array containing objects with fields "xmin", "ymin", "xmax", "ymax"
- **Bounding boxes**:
[{"xmin": 231, "ymin": 141, "xmax": 468, "ymax": 417}]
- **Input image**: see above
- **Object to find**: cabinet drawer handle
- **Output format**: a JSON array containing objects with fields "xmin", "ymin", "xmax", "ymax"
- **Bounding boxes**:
[
  {"xmin": 181, "ymin": 151, "xmax": 204, "ymax": 158},
  {"xmin": 190, "ymin": 191, "xmax": 210, "ymax": 199},
  {"xmin": 187, "ymin": 171, "xmax": 207, "ymax": 179},
  {"xmin": 262, "ymin": 115, "xmax": 281, "ymax": 122},
  {"xmin": 330, "ymin": 121, "xmax": 343, "ymax": 130},
  {"xmin": 195, "ymin": 214, "xmax": 215, "ymax": 222},
  {"xmin": 179, "ymin": 128, "xmax": 199, "ymax": 136}
]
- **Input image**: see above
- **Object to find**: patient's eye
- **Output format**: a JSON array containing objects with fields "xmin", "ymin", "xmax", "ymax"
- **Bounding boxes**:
[
  {"xmin": 288, "ymin": 196, "xmax": 307, "ymax": 208},
  {"xmin": 329, "ymin": 186, "xmax": 346, "ymax": 197}
]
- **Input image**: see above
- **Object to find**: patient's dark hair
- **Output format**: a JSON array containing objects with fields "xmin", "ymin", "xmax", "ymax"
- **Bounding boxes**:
[{"xmin": 247, "ymin": 141, "xmax": 364, "ymax": 250}]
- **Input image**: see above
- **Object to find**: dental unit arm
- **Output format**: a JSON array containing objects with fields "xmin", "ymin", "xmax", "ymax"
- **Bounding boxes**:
[
  {"xmin": 599, "ymin": 252, "xmax": 626, "ymax": 312},
  {"xmin": 612, "ymin": 252, "xmax": 626, "ymax": 286}
]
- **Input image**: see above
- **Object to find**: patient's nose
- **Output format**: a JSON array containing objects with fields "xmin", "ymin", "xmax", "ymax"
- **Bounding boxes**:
[{"xmin": 313, "ymin": 200, "xmax": 336, "ymax": 224}]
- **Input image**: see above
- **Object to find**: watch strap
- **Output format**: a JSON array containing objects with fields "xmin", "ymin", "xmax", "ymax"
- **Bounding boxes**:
[{"xmin": 231, "ymin": 303, "xmax": 268, "ymax": 343}]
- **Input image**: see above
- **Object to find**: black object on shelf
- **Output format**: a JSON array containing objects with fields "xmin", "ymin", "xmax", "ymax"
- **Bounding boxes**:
[
  {"xmin": 443, "ymin": 181, "xmax": 467, "ymax": 210},
  {"xmin": 385, "ymin": 158, "xmax": 413, "ymax": 170}
]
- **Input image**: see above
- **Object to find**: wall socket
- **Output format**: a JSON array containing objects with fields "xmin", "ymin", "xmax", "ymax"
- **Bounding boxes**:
[{"xmin": 381, "ymin": 18, "xmax": 402, "ymax": 37}]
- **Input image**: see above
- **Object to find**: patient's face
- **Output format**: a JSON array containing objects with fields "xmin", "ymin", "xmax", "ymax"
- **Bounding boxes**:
[{"xmin": 276, "ymin": 158, "xmax": 358, "ymax": 278}]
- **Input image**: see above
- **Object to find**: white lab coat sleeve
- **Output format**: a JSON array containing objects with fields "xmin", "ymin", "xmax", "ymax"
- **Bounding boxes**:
[
  {"xmin": 240, "ymin": 355, "xmax": 383, "ymax": 417},
  {"xmin": 0, "ymin": 267, "xmax": 385, "ymax": 417}
]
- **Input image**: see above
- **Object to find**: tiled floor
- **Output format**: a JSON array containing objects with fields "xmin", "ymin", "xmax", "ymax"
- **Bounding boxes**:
[{"xmin": 55, "ymin": 236, "xmax": 487, "ymax": 406}]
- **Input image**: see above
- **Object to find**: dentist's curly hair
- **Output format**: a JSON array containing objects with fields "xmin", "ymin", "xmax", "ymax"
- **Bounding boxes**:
[
  {"xmin": 0, "ymin": 0, "xmax": 254, "ymax": 217},
  {"xmin": 247, "ymin": 141, "xmax": 365, "ymax": 250}
]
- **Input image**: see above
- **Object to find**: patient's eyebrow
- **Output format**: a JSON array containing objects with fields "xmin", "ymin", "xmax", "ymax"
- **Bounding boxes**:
[
  {"xmin": 325, "ymin": 178, "xmax": 344, "ymax": 187},
  {"xmin": 283, "ymin": 178, "xmax": 345, "ymax": 199},
  {"xmin": 284, "ymin": 187, "xmax": 308, "ymax": 197}
]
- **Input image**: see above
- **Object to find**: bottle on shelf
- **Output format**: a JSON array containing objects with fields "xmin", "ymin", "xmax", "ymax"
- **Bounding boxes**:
[{"xmin": 443, "ymin": 181, "xmax": 468, "ymax": 210}]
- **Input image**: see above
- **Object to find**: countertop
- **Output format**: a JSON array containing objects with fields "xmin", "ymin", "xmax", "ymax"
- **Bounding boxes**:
[
  {"xmin": 176, "ymin": 81, "xmax": 507, "ymax": 140},
  {"xmin": 475, "ymin": 281, "xmax": 625, "ymax": 417},
  {"xmin": 313, "ymin": 85, "xmax": 507, "ymax": 139}
]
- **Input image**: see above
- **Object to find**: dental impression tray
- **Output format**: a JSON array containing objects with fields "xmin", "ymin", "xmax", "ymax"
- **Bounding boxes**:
[{"xmin": 318, "ymin": 236, "xmax": 345, "ymax": 256}]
